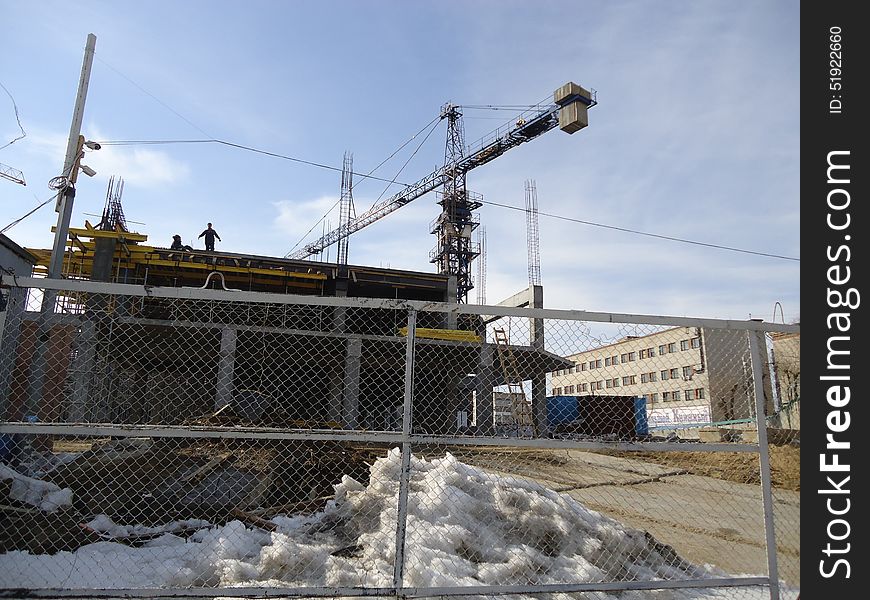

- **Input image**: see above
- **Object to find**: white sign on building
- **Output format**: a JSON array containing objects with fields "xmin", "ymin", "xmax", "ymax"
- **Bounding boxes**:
[{"xmin": 647, "ymin": 405, "xmax": 711, "ymax": 428}]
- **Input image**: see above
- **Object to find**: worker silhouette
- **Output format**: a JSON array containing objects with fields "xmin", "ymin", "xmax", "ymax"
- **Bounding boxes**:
[
  {"xmin": 198, "ymin": 223, "xmax": 222, "ymax": 251},
  {"xmin": 170, "ymin": 234, "xmax": 193, "ymax": 252}
]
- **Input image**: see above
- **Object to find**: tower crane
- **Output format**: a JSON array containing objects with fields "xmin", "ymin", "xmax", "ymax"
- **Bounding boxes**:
[{"xmin": 286, "ymin": 82, "xmax": 596, "ymax": 302}]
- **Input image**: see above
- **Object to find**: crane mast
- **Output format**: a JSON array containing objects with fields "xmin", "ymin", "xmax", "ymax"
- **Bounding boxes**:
[{"xmin": 286, "ymin": 81, "xmax": 595, "ymax": 302}]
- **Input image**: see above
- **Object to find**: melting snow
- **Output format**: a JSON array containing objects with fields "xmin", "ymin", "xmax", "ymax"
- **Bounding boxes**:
[
  {"xmin": 1, "ymin": 449, "xmax": 788, "ymax": 598},
  {"xmin": 0, "ymin": 463, "xmax": 73, "ymax": 512}
]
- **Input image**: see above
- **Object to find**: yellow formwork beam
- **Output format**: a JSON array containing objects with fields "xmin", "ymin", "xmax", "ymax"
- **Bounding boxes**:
[{"xmin": 398, "ymin": 327, "xmax": 481, "ymax": 343}]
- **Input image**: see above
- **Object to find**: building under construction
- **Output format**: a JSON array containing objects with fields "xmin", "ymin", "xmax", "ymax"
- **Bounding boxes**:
[{"xmin": 3, "ymin": 82, "xmax": 595, "ymax": 436}]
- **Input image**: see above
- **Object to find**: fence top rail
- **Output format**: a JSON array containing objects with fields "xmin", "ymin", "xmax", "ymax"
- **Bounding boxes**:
[{"xmin": 2, "ymin": 275, "xmax": 800, "ymax": 334}]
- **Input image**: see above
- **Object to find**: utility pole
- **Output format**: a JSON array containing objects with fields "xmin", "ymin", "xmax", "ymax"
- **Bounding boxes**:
[{"xmin": 48, "ymin": 33, "xmax": 97, "ymax": 280}]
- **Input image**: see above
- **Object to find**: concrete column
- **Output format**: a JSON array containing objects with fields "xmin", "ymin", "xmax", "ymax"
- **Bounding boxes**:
[
  {"xmin": 445, "ymin": 276, "xmax": 458, "ymax": 329},
  {"xmin": 474, "ymin": 342, "xmax": 495, "ymax": 435},
  {"xmin": 68, "ymin": 319, "xmax": 96, "ymax": 422},
  {"xmin": 529, "ymin": 285, "xmax": 547, "ymax": 436},
  {"xmin": 214, "ymin": 328, "xmax": 237, "ymax": 411},
  {"xmin": 532, "ymin": 374, "xmax": 547, "ymax": 436},
  {"xmin": 342, "ymin": 338, "xmax": 362, "ymax": 428},
  {"xmin": 0, "ymin": 287, "xmax": 27, "ymax": 419}
]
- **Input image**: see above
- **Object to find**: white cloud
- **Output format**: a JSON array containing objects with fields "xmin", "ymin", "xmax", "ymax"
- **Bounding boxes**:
[
  {"xmin": 84, "ymin": 146, "xmax": 189, "ymax": 186},
  {"xmin": 273, "ymin": 194, "xmax": 342, "ymax": 240}
]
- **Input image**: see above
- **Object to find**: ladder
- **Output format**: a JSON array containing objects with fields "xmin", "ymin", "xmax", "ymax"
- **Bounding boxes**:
[{"xmin": 492, "ymin": 327, "xmax": 536, "ymax": 435}]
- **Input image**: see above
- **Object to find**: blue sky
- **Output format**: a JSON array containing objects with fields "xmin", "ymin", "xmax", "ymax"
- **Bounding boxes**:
[{"xmin": 1, "ymin": 1, "xmax": 799, "ymax": 322}]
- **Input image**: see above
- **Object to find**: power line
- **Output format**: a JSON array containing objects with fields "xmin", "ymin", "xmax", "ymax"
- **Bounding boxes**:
[
  {"xmin": 286, "ymin": 118, "xmax": 444, "ymax": 255},
  {"xmin": 95, "ymin": 56, "xmax": 215, "ymax": 139},
  {"xmin": 91, "ymin": 138, "xmax": 797, "ymax": 262},
  {"xmin": 479, "ymin": 198, "xmax": 799, "ymax": 262},
  {"xmin": 1, "ymin": 192, "xmax": 59, "ymax": 235},
  {"xmin": 0, "ymin": 81, "xmax": 27, "ymax": 151},
  {"xmin": 96, "ymin": 138, "xmax": 415, "ymax": 186}
]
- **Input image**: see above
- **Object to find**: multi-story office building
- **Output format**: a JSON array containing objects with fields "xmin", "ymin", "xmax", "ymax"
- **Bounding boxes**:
[{"xmin": 549, "ymin": 326, "xmax": 773, "ymax": 431}]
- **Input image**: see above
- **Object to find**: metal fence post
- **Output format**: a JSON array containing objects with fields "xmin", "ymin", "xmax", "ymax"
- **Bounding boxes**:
[
  {"xmin": 393, "ymin": 308, "xmax": 416, "ymax": 593},
  {"xmin": 748, "ymin": 331, "xmax": 781, "ymax": 600}
]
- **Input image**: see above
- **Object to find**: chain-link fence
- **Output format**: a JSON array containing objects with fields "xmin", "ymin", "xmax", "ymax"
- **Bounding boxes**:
[{"xmin": 0, "ymin": 276, "xmax": 799, "ymax": 599}]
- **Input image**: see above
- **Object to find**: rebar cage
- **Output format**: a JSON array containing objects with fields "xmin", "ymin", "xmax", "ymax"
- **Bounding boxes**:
[{"xmin": 0, "ymin": 276, "xmax": 800, "ymax": 599}]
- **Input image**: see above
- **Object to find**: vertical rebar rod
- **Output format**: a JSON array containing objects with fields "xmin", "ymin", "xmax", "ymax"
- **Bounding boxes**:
[
  {"xmin": 748, "ymin": 331, "xmax": 781, "ymax": 600},
  {"xmin": 525, "ymin": 179, "xmax": 541, "ymax": 287}
]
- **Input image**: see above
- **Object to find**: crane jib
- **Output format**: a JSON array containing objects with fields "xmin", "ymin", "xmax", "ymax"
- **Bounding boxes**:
[{"xmin": 288, "ymin": 83, "xmax": 595, "ymax": 260}]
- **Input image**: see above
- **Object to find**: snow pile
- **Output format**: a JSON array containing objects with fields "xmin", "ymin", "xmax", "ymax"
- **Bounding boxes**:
[
  {"xmin": 0, "ymin": 463, "xmax": 73, "ymax": 512},
  {"xmin": 1, "ymin": 449, "xmax": 777, "ymax": 598},
  {"xmin": 85, "ymin": 515, "xmax": 212, "ymax": 539}
]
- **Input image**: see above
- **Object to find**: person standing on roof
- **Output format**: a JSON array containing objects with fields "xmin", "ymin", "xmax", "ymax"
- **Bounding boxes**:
[{"xmin": 198, "ymin": 223, "xmax": 222, "ymax": 251}]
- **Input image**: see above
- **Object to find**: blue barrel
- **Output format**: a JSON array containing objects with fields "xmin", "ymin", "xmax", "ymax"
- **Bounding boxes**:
[{"xmin": 547, "ymin": 395, "xmax": 579, "ymax": 426}]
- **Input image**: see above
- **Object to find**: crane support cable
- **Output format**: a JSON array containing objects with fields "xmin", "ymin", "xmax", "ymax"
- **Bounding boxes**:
[{"xmin": 286, "ymin": 91, "xmax": 594, "ymax": 260}]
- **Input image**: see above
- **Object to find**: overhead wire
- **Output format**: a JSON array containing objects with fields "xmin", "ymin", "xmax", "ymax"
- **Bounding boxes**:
[
  {"xmin": 2, "ymin": 193, "xmax": 60, "ymax": 235},
  {"xmin": 0, "ymin": 81, "xmax": 27, "ymax": 150},
  {"xmin": 85, "ymin": 61, "xmax": 796, "ymax": 264},
  {"xmin": 478, "ymin": 198, "xmax": 800, "ymax": 262},
  {"xmin": 95, "ymin": 56, "xmax": 215, "ymax": 139},
  {"xmin": 285, "ymin": 116, "xmax": 443, "ymax": 256}
]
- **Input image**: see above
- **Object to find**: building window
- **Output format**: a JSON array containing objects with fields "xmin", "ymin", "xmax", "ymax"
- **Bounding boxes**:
[
  {"xmin": 691, "ymin": 337, "xmax": 701, "ymax": 349},
  {"xmin": 568, "ymin": 366, "xmax": 575, "ymax": 374},
  {"xmin": 670, "ymin": 368, "xmax": 679, "ymax": 379},
  {"xmin": 580, "ymin": 362, "xmax": 587, "ymax": 371},
  {"xmin": 566, "ymin": 385, "xmax": 575, "ymax": 394},
  {"xmin": 553, "ymin": 387, "xmax": 562, "ymax": 395},
  {"xmin": 620, "ymin": 353, "xmax": 628, "ymax": 363},
  {"xmin": 628, "ymin": 351, "xmax": 636, "ymax": 361},
  {"xmin": 661, "ymin": 370, "xmax": 669, "ymax": 381},
  {"xmin": 684, "ymin": 390, "xmax": 693, "ymax": 401},
  {"xmin": 596, "ymin": 381, "xmax": 604, "ymax": 390},
  {"xmin": 649, "ymin": 371, "xmax": 658, "ymax": 382},
  {"xmin": 650, "ymin": 392, "xmax": 659, "ymax": 402},
  {"xmin": 596, "ymin": 358, "xmax": 603, "ymax": 369},
  {"xmin": 681, "ymin": 339, "xmax": 690, "ymax": 351},
  {"xmin": 662, "ymin": 391, "xmax": 670, "ymax": 401},
  {"xmin": 605, "ymin": 357, "xmax": 612, "ymax": 367},
  {"xmin": 673, "ymin": 389, "xmax": 680, "ymax": 399},
  {"xmin": 581, "ymin": 383, "xmax": 588, "ymax": 392},
  {"xmin": 695, "ymin": 388, "xmax": 705, "ymax": 399},
  {"xmin": 588, "ymin": 360, "xmax": 595, "ymax": 370},
  {"xmin": 612, "ymin": 378, "xmax": 620, "ymax": 387},
  {"xmin": 639, "ymin": 349, "xmax": 647, "ymax": 359},
  {"xmin": 641, "ymin": 373, "xmax": 649, "ymax": 383},
  {"xmin": 621, "ymin": 375, "xmax": 636, "ymax": 386},
  {"xmin": 648, "ymin": 347, "xmax": 656, "ymax": 357},
  {"xmin": 668, "ymin": 342, "xmax": 677, "ymax": 353},
  {"xmin": 659, "ymin": 344, "xmax": 667, "ymax": 355},
  {"xmin": 606, "ymin": 379, "xmax": 613, "ymax": 388},
  {"xmin": 612, "ymin": 355, "xmax": 619, "ymax": 365},
  {"xmin": 683, "ymin": 366, "xmax": 693, "ymax": 379}
]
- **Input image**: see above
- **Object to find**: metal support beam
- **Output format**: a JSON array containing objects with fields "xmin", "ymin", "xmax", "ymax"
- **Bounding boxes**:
[
  {"xmin": 748, "ymin": 331, "xmax": 781, "ymax": 600},
  {"xmin": 393, "ymin": 309, "xmax": 416, "ymax": 589}
]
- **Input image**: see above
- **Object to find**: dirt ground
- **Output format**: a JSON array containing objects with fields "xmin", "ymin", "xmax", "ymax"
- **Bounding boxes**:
[{"xmin": 604, "ymin": 443, "xmax": 801, "ymax": 491}]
